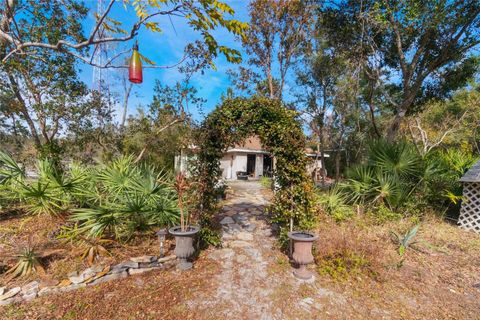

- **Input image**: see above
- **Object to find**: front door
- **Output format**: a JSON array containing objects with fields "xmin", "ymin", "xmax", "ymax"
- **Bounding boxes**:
[{"xmin": 247, "ymin": 154, "xmax": 256, "ymax": 177}]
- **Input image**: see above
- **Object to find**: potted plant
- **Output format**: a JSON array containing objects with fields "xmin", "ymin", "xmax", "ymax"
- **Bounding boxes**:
[
  {"xmin": 214, "ymin": 179, "xmax": 227, "ymax": 201},
  {"xmin": 169, "ymin": 173, "xmax": 199, "ymax": 270},
  {"xmin": 288, "ymin": 230, "xmax": 318, "ymax": 280}
]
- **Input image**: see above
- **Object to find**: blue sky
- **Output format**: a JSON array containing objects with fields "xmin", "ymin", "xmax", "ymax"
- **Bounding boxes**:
[{"xmin": 79, "ymin": 1, "xmax": 252, "ymax": 123}]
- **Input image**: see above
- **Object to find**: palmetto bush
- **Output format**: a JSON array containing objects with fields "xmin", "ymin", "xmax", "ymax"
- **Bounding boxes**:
[
  {"xmin": 19, "ymin": 160, "xmax": 91, "ymax": 215},
  {"xmin": 70, "ymin": 156, "xmax": 179, "ymax": 241},
  {"xmin": 340, "ymin": 140, "xmax": 426, "ymax": 211},
  {"xmin": 0, "ymin": 151, "xmax": 26, "ymax": 209},
  {"xmin": 0, "ymin": 152, "xmax": 179, "ymax": 241},
  {"xmin": 1, "ymin": 152, "xmax": 81, "ymax": 215},
  {"xmin": 316, "ymin": 186, "xmax": 354, "ymax": 222}
]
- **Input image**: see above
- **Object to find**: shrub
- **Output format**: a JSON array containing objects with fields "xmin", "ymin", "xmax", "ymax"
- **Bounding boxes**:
[
  {"xmin": 315, "ymin": 186, "xmax": 354, "ymax": 222},
  {"xmin": 340, "ymin": 139, "xmax": 425, "ymax": 211},
  {"xmin": 366, "ymin": 204, "xmax": 403, "ymax": 224},
  {"xmin": 18, "ymin": 159, "xmax": 92, "ymax": 216},
  {"xmin": 70, "ymin": 156, "xmax": 179, "ymax": 241},
  {"xmin": 0, "ymin": 151, "xmax": 26, "ymax": 209},
  {"xmin": 5, "ymin": 245, "xmax": 45, "ymax": 281},
  {"xmin": 0, "ymin": 151, "xmax": 180, "ymax": 241},
  {"xmin": 424, "ymin": 148, "xmax": 479, "ymax": 208}
]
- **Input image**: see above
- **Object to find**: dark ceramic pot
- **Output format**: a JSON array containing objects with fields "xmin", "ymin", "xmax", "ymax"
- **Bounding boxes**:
[
  {"xmin": 288, "ymin": 231, "xmax": 318, "ymax": 280},
  {"xmin": 169, "ymin": 226, "xmax": 200, "ymax": 270}
]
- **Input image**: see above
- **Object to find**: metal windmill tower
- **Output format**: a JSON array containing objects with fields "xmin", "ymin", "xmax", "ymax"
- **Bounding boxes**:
[{"xmin": 92, "ymin": 0, "xmax": 110, "ymax": 93}]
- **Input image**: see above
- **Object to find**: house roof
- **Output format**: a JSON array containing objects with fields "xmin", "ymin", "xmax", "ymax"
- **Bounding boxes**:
[
  {"xmin": 226, "ymin": 136, "xmax": 330, "ymax": 157},
  {"xmin": 231, "ymin": 136, "xmax": 264, "ymax": 151},
  {"xmin": 460, "ymin": 160, "xmax": 480, "ymax": 182},
  {"xmin": 181, "ymin": 135, "xmax": 329, "ymax": 157}
]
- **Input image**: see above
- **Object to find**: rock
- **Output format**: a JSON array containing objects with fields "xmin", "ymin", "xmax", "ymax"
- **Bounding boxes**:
[
  {"xmin": 21, "ymin": 281, "xmax": 39, "ymax": 295},
  {"xmin": 208, "ymin": 248, "xmax": 235, "ymax": 261},
  {"xmin": 233, "ymin": 214, "xmax": 248, "ymax": 221},
  {"xmin": 130, "ymin": 255, "xmax": 157, "ymax": 263},
  {"xmin": 225, "ymin": 210, "xmax": 237, "ymax": 216},
  {"xmin": 228, "ymin": 240, "xmax": 251, "ymax": 248},
  {"xmin": 69, "ymin": 271, "xmax": 87, "ymax": 284},
  {"xmin": 22, "ymin": 291, "xmax": 37, "ymax": 301},
  {"xmin": 0, "ymin": 287, "xmax": 21, "ymax": 301},
  {"xmin": 238, "ymin": 219, "xmax": 250, "ymax": 227},
  {"xmin": 157, "ymin": 255, "xmax": 176, "ymax": 263},
  {"xmin": 66, "ymin": 267, "xmax": 99, "ymax": 284},
  {"xmin": 220, "ymin": 216, "xmax": 235, "ymax": 225},
  {"xmin": 88, "ymin": 271, "xmax": 128, "ymax": 286},
  {"xmin": 245, "ymin": 224, "xmax": 257, "ymax": 232},
  {"xmin": 138, "ymin": 262, "xmax": 154, "ymax": 268},
  {"xmin": 72, "ymin": 265, "xmax": 102, "ymax": 279},
  {"xmin": 115, "ymin": 261, "xmax": 139, "ymax": 269},
  {"xmin": 109, "ymin": 264, "xmax": 129, "ymax": 274},
  {"xmin": 128, "ymin": 267, "xmax": 160, "ymax": 275},
  {"xmin": 0, "ymin": 296, "xmax": 22, "ymax": 306},
  {"xmin": 229, "ymin": 224, "xmax": 242, "ymax": 232},
  {"xmin": 38, "ymin": 284, "xmax": 84, "ymax": 297},
  {"xmin": 0, "ymin": 287, "xmax": 5, "ymax": 296},
  {"xmin": 236, "ymin": 232, "xmax": 254, "ymax": 241},
  {"xmin": 38, "ymin": 287, "xmax": 55, "ymax": 297},
  {"xmin": 235, "ymin": 254, "xmax": 248, "ymax": 263},
  {"xmin": 148, "ymin": 261, "xmax": 167, "ymax": 269}
]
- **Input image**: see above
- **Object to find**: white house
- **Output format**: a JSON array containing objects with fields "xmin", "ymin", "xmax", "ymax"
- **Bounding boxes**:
[{"xmin": 175, "ymin": 136, "xmax": 329, "ymax": 181}]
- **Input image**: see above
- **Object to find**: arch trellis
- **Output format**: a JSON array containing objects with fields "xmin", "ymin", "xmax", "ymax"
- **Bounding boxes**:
[{"xmin": 192, "ymin": 96, "xmax": 316, "ymax": 243}]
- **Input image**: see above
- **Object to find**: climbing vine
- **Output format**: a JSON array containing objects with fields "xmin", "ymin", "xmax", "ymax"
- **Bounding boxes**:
[{"xmin": 192, "ymin": 96, "xmax": 316, "ymax": 245}]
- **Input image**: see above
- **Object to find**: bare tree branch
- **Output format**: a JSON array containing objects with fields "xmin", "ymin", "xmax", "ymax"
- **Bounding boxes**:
[{"xmin": 1, "ymin": 3, "xmax": 186, "ymax": 64}]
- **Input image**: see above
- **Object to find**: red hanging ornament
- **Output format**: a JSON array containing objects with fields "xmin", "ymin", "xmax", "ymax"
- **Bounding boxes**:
[{"xmin": 129, "ymin": 42, "xmax": 143, "ymax": 84}]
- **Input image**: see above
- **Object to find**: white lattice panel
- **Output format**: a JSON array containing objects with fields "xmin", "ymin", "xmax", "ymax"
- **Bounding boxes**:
[{"xmin": 458, "ymin": 182, "xmax": 480, "ymax": 233}]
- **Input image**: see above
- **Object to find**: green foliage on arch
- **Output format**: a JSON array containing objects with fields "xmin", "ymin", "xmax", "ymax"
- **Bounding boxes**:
[{"xmin": 192, "ymin": 96, "xmax": 316, "ymax": 245}]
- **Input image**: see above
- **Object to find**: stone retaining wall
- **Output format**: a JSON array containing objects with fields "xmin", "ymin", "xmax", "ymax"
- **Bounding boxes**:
[{"xmin": 0, "ymin": 255, "xmax": 177, "ymax": 306}]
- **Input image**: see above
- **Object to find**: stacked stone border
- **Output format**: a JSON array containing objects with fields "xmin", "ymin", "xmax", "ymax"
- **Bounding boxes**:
[{"xmin": 0, "ymin": 254, "xmax": 177, "ymax": 306}]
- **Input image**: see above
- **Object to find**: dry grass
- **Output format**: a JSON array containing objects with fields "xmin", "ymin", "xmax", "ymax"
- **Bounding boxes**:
[
  {"xmin": 0, "ymin": 210, "xmax": 174, "ymax": 287},
  {"xmin": 312, "ymin": 214, "xmax": 480, "ymax": 319},
  {"xmin": 2, "ymin": 255, "xmax": 220, "ymax": 320},
  {"xmin": 315, "ymin": 221, "xmax": 385, "ymax": 281},
  {"xmin": 1, "ymin": 207, "xmax": 480, "ymax": 319}
]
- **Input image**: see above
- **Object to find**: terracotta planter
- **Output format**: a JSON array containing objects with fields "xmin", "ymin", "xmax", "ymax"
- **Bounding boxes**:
[
  {"xmin": 169, "ymin": 226, "xmax": 200, "ymax": 270},
  {"xmin": 288, "ymin": 231, "xmax": 318, "ymax": 280}
]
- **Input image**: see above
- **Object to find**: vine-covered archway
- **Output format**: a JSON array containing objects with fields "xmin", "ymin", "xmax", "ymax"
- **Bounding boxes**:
[{"xmin": 193, "ymin": 96, "xmax": 316, "ymax": 244}]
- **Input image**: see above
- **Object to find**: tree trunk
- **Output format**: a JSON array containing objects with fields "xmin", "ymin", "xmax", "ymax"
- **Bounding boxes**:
[
  {"xmin": 267, "ymin": 70, "xmax": 274, "ymax": 99},
  {"xmin": 7, "ymin": 73, "xmax": 42, "ymax": 148},
  {"xmin": 120, "ymin": 83, "xmax": 133, "ymax": 128},
  {"xmin": 335, "ymin": 150, "xmax": 341, "ymax": 181},
  {"xmin": 386, "ymin": 107, "xmax": 407, "ymax": 142}
]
